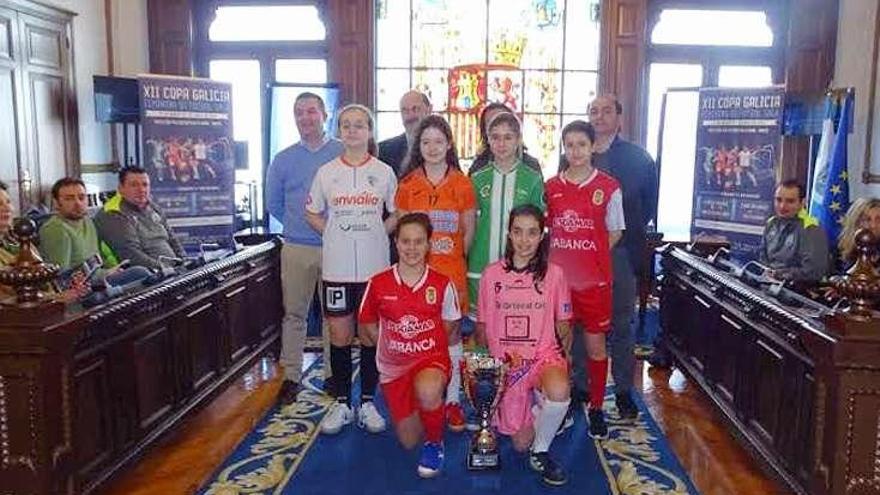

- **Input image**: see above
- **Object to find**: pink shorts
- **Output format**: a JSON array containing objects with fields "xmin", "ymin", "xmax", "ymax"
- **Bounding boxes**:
[{"xmin": 492, "ymin": 352, "xmax": 567, "ymax": 435}]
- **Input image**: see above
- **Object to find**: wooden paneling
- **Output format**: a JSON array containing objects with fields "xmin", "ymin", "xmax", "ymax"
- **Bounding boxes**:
[
  {"xmin": 0, "ymin": 240, "xmax": 284, "ymax": 495},
  {"xmin": 133, "ymin": 324, "xmax": 175, "ymax": 431},
  {"xmin": 327, "ymin": 0, "xmax": 373, "ymax": 106},
  {"xmin": 27, "ymin": 73, "xmax": 68, "ymax": 202},
  {"xmin": 74, "ymin": 356, "xmax": 114, "ymax": 480},
  {"xmin": 147, "ymin": 0, "xmax": 194, "ymax": 76},
  {"xmin": 24, "ymin": 24, "xmax": 60, "ymax": 68},
  {"xmin": 0, "ymin": 2, "xmax": 78, "ymax": 210},
  {"xmin": 660, "ymin": 246, "xmax": 880, "ymax": 495},
  {"xmin": 0, "ymin": 64, "xmax": 21, "ymax": 211},
  {"xmin": 224, "ymin": 283, "xmax": 251, "ymax": 364},
  {"xmin": 0, "ymin": 5, "xmax": 22, "ymax": 211},
  {"xmin": 599, "ymin": 0, "xmax": 647, "ymax": 143},
  {"xmin": 249, "ymin": 266, "xmax": 281, "ymax": 339},
  {"xmin": 180, "ymin": 300, "xmax": 220, "ymax": 394},
  {"xmin": 780, "ymin": 0, "xmax": 838, "ymax": 183}
]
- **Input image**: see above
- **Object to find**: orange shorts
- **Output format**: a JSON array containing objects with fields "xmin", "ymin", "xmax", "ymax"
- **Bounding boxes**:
[
  {"xmin": 571, "ymin": 284, "xmax": 612, "ymax": 334},
  {"xmin": 380, "ymin": 356, "xmax": 451, "ymax": 424}
]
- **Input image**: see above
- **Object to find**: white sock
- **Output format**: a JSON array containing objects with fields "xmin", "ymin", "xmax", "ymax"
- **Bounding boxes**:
[
  {"xmin": 446, "ymin": 342, "xmax": 463, "ymax": 404},
  {"xmin": 532, "ymin": 397, "xmax": 571, "ymax": 453}
]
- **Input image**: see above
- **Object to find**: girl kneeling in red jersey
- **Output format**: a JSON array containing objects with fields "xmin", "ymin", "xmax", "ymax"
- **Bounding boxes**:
[{"xmin": 358, "ymin": 213, "xmax": 462, "ymax": 478}]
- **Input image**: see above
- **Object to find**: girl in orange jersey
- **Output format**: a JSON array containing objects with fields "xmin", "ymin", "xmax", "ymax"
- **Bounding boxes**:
[{"xmin": 395, "ymin": 115, "xmax": 476, "ymax": 432}]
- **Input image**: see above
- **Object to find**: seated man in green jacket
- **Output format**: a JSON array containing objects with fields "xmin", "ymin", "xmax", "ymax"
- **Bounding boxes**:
[
  {"xmin": 39, "ymin": 177, "xmax": 102, "ymax": 271},
  {"xmin": 94, "ymin": 167, "xmax": 186, "ymax": 271}
]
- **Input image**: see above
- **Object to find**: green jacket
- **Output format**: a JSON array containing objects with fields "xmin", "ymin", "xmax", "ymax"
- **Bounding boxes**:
[
  {"xmin": 38, "ymin": 214, "xmax": 101, "ymax": 270},
  {"xmin": 466, "ymin": 160, "xmax": 545, "ymax": 310}
]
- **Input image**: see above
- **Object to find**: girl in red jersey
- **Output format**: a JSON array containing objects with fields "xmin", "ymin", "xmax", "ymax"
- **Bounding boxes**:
[
  {"xmin": 545, "ymin": 120, "xmax": 624, "ymax": 440},
  {"xmin": 396, "ymin": 115, "xmax": 476, "ymax": 432},
  {"xmin": 358, "ymin": 213, "xmax": 461, "ymax": 478}
]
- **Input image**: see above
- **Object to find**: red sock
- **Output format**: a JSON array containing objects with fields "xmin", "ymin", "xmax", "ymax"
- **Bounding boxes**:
[
  {"xmin": 587, "ymin": 358, "xmax": 608, "ymax": 410},
  {"xmin": 419, "ymin": 404, "xmax": 444, "ymax": 444}
]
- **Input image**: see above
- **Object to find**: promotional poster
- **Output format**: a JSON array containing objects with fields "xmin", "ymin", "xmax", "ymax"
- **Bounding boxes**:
[
  {"xmin": 139, "ymin": 75, "xmax": 235, "ymax": 251},
  {"xmin": 691, "ymin": 87, "xmax": 785, "ymax": 260}
]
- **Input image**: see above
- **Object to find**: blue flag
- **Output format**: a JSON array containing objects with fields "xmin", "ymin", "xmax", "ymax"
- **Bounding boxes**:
[
  {"xmin": 815, "ymin": 91, "xmax": 852, "ymax": 246},
  {"xmin": 808, "ymin": 97, "xmax": 836, "ymax": 217}
]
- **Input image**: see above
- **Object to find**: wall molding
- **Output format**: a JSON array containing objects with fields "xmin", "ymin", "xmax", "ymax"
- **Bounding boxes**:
[{"xmin": 863, "ymin": 2, "xmax": 880, "ymax": 184}]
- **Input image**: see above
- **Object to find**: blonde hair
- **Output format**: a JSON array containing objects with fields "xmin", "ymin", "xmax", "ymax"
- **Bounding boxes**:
[
  {"xmin": 337, "ymin": 103, "xmax": 377, "ymax": 156},
  {"xmin": 838, "ymin": 197, "xmax": 880, "ymax": 261}
]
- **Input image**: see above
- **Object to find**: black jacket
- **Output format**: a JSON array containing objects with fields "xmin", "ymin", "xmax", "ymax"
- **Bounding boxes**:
[
  {"xmin": 592, "ymin": 137, "xmax": 659, "ymax": 276},
  {"xmin": 378, "ymin": 133, "xmax": 409, "ymax": 177}
]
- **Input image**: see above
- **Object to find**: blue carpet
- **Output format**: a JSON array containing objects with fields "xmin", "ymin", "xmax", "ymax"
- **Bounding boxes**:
[{"xmin": 199, "ymin": 349, "xmax": 698, "ymax": 494}]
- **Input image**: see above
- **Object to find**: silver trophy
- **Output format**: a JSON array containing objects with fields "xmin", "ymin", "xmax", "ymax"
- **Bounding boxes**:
[{"xmin": 462, "ymin": 352, "xmax": 507, "ymax": 470}]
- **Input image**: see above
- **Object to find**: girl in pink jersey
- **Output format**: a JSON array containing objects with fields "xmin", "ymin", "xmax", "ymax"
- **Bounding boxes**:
[
  {"xmin": 359, "ymin": 213, "xmax": 461, "ymax": 478},
  {"xmin": 475, "ymin": 204, "xmax": 573, "ymax": 487}
]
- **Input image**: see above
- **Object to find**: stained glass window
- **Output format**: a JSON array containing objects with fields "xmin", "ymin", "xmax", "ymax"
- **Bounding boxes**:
[{"xmin": 376, "ymin": 0, "xmax": 601, "ymax": 172}]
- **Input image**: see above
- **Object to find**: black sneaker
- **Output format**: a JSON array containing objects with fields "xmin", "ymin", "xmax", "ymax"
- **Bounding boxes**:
[
  {"xmin": 278, "ymin": 380, "xmax": 300, "ymax": 405},
  {"xmin": 322, "ymin": 375, "xmax": 335, "ymax": 394},
  {"xmin": 529, "ymin": 451, "xmax": 568, "ymax": 486},
  {"xmin": 588, "ymin": 408, "xmax": 608, "ymax": 440},
  {"xmin": 615, "ymin": 392, "xmax": 639, "ymax": 422}
]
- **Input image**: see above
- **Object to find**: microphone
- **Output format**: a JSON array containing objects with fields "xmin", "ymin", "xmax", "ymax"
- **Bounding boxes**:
[
  {"xmin": 81, "ymin": 265, "xmax": 153, "ymax": 307},
  {"xmin": 158, "ymin": 255, "xmax": 184, "ymax": 266}
]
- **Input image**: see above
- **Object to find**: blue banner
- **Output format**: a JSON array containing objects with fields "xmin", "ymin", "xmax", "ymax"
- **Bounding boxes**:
[
  {"xmin": 691, "ymin": 87, "xmax": 785, "ymax": 261},
  {"xmin": 139, "ymin": 75, "xmax": 235, "ymax": 252}
]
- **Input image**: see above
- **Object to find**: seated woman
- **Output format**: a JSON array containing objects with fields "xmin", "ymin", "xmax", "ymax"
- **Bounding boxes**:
[
  {"xmin": 838, "ymin": 197, "xmax": 880, "ymax": 268},
  {"xmin": 358, "ymin": 213, "xmax": 461, "ymax": 478},
  {"xmin": 475, "ymin": 205, "xmax": 573, "ymax": 487},
  {"xmin": 0, "ymin": 180, "xmax": 89, "ymax": 303}
]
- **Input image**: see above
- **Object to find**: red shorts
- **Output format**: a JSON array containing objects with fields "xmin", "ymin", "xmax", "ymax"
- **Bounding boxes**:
[
  {"xmin": 380, "ymin": 356, "xmax": 451, "ymax": 424},
  {"xmin": 571, "ymin": 284, "xmax": 612, "ymax": 334}
]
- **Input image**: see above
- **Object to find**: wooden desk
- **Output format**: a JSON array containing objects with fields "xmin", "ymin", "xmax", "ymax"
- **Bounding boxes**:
[
  {"xmin": 0, "ymin": 239, "xmax": 283, "ymax": 495},
  {"xmin": 659, "ymin": 246, "xmax": 880, "ymax": 495}
]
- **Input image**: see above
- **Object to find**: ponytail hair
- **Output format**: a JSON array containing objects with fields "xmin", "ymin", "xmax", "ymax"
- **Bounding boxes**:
[
  {"xmin": 337, "ymin": 103, "xmax": 378, "ymax": 156},
  {"xmin": 503, "ymin": 204, "xmax": 550, "ymax": 292}
]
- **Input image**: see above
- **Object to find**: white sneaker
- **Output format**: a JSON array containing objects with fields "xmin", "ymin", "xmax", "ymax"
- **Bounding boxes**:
[
  {"xmin": 357, "ymin": 401, "xmax": 387, "ymax": 433},
  {"xmin": 321, "ymin": 402, "xmax": 353, "ymax": 435}
]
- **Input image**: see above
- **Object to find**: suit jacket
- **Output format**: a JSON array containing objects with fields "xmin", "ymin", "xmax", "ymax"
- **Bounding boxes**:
[{"xmin": 378, "ymin": 133, "xmax": 409, "ymax": 177}]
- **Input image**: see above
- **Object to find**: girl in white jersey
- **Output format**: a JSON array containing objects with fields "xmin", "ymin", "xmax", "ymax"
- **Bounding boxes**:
[{"xmin": 306, "ymin": 104, "xmax": 398, "ymax": 435}]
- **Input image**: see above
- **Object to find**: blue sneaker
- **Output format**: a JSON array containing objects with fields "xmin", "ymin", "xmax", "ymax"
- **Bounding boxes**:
[{"xmin": 417, "ymin": 442, "xmax": 444, "ymax": 478}]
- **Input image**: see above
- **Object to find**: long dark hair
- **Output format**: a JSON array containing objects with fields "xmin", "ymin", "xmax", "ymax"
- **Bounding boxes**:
[
  {"xmin": 402, "ymin": 115, "xmax": 461, "ymax": 179},
  {"xmin": 558, "ymin": 119, "xmax": 596, "ymax": 172},
  {"xmin": 503, "ymin": 204, "xmax": 550, "ymax": 291}
]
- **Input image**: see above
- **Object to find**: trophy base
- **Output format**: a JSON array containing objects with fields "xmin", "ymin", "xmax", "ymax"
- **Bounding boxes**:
[{"xmin": 467, "ymin": 452, "xmax": 501, "ymax": 470}]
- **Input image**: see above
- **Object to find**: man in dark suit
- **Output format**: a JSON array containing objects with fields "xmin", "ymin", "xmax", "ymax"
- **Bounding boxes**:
[{"xmin": 378, "ymin": 90, "xmax": 432, "ymax": 177}]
